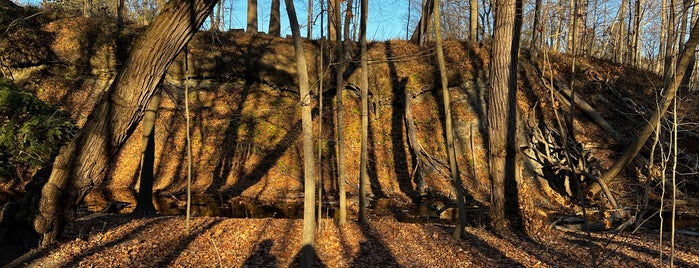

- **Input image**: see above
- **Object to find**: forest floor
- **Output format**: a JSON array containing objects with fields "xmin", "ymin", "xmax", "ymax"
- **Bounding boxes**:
[{"xmin": 4, "ymin": 213, "xmax": 699, "ymax": 267}]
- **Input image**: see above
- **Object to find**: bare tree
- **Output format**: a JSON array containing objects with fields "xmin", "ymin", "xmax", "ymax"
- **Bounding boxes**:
[
  {"xmin": 334, "ymin": 0, "xmax": 348, "ymax": 225},
  {"xmin": 587, "ymin": 16, "xmax": 699, "ymax": 197},
  {"xmin": 433, "ymin": 0, "xmax": 467, "ymax": 239},
  {"xmin": 284, "ymin": 0, "xmax": 317, "ymax": 266},
  {"xmin": 358, "ymin": 0, "xmax": 369, "ymax": 224}
]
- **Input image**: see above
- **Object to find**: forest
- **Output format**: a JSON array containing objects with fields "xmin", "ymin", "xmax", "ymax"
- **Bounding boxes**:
[{"xmin": 1, "ymin": 0, "xmax": 699, "ymax": 266}]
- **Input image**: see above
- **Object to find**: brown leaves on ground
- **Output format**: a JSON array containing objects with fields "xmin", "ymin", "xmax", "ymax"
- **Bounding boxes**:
[{"xmin": 11, "ymin": 214, "xmax": 699, "ymax": 267}]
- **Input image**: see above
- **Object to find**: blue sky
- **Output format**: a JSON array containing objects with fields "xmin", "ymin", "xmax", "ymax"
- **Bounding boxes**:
[{"xmin": 12, "ymin": 0, "xmax": 414, "ymax": 41}]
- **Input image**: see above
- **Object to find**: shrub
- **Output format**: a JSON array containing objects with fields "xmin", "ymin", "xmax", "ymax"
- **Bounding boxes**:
[{"xmin": 0, "ymin": 78, "xmax": 75, "ymax": 182}]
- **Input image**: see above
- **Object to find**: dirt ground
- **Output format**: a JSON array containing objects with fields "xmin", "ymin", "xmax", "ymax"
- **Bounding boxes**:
[{"xmin": 4, "ymin": 213, "xmax": 699, "ymax": 267}]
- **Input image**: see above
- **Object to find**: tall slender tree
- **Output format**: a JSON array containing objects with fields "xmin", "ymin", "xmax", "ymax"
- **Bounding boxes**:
[
  {"xmin": 487, "ymin": 0, "xmax": 522, "ymax": 233},
  {"xmin": 334, "ymin": 0, "xmax": 348, "ymax": 225},
  {"xmin": 284, "ymin": 0, "xmax": 317, "ymax": 266},
  {"xmin": 358, "ymin": 0, "xmax": 369, "ymax": 224},
  {"xmin": 470, "ymin": 0, "xmax": 478, "ymax": 41},
  {"xmin": 433, "ymin": 0, "xmax": 467, "ymax": 239}
]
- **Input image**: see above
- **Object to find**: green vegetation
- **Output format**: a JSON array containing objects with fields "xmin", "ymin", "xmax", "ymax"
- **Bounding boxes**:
[{"xmin": 0, "ymin": 78, "xmax": 74, "ymax": 182}]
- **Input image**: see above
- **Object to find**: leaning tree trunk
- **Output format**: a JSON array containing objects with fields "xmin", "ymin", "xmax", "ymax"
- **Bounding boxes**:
[
  {"xmin": 284, "ymin": 1, "xmax": 317, "ymax": 267},
  {"xmin": 587, "ymin": 16, "xmax": 699, "ymax": 197},
  {"xmin": 487, "ymin": 0, "xmax": 521, "ymax": 233},
  {"xmin": 33, "ymin": 0, "xmax": 218, "ymax": 247}
]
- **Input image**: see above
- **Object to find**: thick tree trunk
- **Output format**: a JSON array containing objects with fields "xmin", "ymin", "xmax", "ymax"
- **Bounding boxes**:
[
  {"xmin": 247, "ymin": 0, "xmax": 258, "ymax": 33},
  {"xmin": 33, "ymin": 0, "xmax": 218, "ymax": 247},
  {"xmin": 487, "ymin": 0, "xmax": 521, "ymax": 233},
  {"xmin": 269, "ymin": 0, "xmax": 281, "ymax": 36},
  {"xmin": 358, "ymin": 0, "xmax": 369, "ymax": 224},
  {"xmin": 284, "ymin": 1, "xmax": 317, "ymax": 267},
  {"xmin": 587, "ymin": 17, "xmax": 699, "ymax": 196},
  {"xmin": 433, "ymin": 0, "xmax": 467, "ymax": 239},
  {"xmin": 132, "ymin": 92, "xmax": 161, "ymax": 217}
]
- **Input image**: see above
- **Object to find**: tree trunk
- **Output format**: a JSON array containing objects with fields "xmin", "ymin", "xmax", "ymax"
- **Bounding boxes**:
[
  {"xmin": 487, "ymin": 0, "xmax": 521, "ymax": 233},
  {"xmin": 308, "ymin": 0, "xmax": 314, "ymax": 38},
  {"xmin": 433, "ymin": 0, "xmax": 467, "ymax": 239},
  {"xmin": 284, "ymin": 1, "xmax": 317, "ymax": 267},
  {"xmin": 32, "ymin": 0, "xmax": 218, "ymax": 247},
  {"xmin": 132, "ymin": 92, "xmax": 161, "ymax": 217},
  {"xmin": 84, "ymin": 0, "xmax": 91, "ymax": 18},
  {"xmin": 470, "ymin": 0, "xmax": 478, "ymax": 41},
  {"xmin": 247, "ymin": 0, "xmax": 258, "ymax": 33},
  {"xmin": 334, "ymin": 0, "xmax": 347, "ymax": 225},
  {"xmin": 530, "ymin": 0, "xmax": 542, "ymax": 57},
  {"xmin": 615, "ymin": 0, "xmax": 627, "ymax": 64},
  {"xmin": 358, "ymin": 0, "xmax": 369, "ymax": 224},
  {"xmin": 631, "ymin": 0, "xmax": 642, "ymax": 66},
  {"xmin": 587, "ymin": 17, "xmax": 699, "ymax": 197},
  {"xmin": 269, "ymin": 0, "xmax": 281, "ymax": 36},
  {"xmin": 328, "ymin": 0, "xmax": 338, "ymax": 41},
  {"xmin": 343, "ymin": 0, "xmax": 353, "ymax": 44},
  {"xmin": 410, "ymin": 0, "xmax": 435, "ymax": 46}
]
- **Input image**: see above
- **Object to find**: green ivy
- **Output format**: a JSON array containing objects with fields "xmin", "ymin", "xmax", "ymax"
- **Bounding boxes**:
[{"xmin": 0, "ymin": 78, "xmax": 75, "ymax": 182}]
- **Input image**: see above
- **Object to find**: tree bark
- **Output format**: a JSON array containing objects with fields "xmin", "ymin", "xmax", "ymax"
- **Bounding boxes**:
[
  {"xmin": 358, "ymin": 0, "xmax": 369, "ymax": 224},
  {"xmin": 433, "ymin": 0, "xmax": 467, "ymax": 239},
  {"xmin": 284, "ymin": 1, "xmax": 317, "ymax": 266},
  {"xmin": 334, "ymin": 0, "xmax": 347, "ymax": 225},
  {"xmin": 132, "ymin": 91, "xmax": 161, "ymax": 217},
  {"xmin": 410, "ymin": 0, "xmax": 435, "ymax": 46},
  {"xmin": 487, "ymin": 0, "xmax": 521, "ymax": 233},
  {"xmin": 308, "ymin": 0, "xmax": 314, "ymax": 38},
  {"xmin": 269, "ymin": 0, "xmax": 281, "ymax": 36},
  {"xmin": 247, "ymin": 0, "xmax": 258, "ymax": 33},
  {"xmin": 33, "ymin": 0, "xmax": 218, "ymax": 247},
  {"xmin": 587, "ymin": 17, "xmax": 699, "ymax": 197},
  {"xmin": 328, "ymin": 0, "xmax": 338, "ymax": 41},
  {"xmin": 470, "ymin": 0, "xmax": 478, "ymax": 41}
]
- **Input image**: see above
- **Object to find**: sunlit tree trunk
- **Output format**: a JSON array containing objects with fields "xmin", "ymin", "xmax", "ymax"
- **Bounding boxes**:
[
  {"xmin": 247, "ymin": 0, "xmax": 258, "ymax": 33},
  {"xmin": 84, "ymin": 0, "xmax": 91, "ymax": 18},
  {"xmin": 32, "ymin": 0, "xmax": 218, "ymax": 247},
  {"xmin": 470, "ymin": 0, "xmax": 478, "ymax": 41},
  {"xmin": 334, "ymin": 0, "xmax": 347, "ymax": 225},
  {"xmin": 433, "ymin": 0, "xmax": 467, "ymax": 239},
  {"xmin": 488, "ymin": 0, "xmax": 522, "ymax": 233},
  {"xmin": 308, "ymin": 0, "xmax": 314, "ymax": 38},
  {"xmin": 358, "ymin": 0, "xmax": 369, "ymax": 224},
  {"xmin": 284, "ymin": 1, "xmax": 317, "ymax": 267}
]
